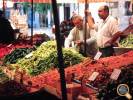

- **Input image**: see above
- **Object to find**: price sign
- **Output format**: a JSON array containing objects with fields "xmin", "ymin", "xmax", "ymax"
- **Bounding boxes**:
[
  {"xmin": 94, "ymin": 51, "xmax": 102, "ymax": 60},
  {"xmin": 7, "ymin": 44, "xmax": 12, "ymax": 47},
  {"xmin": 88, "ymin": 72, "xmax": 99, "ymax": 81},
  {"xmin": 110, "ymin": 69, "xmax": 121, "ymax": 80},
  {"xmin": 25, "ymin": 52, "xmax": 33, "ymax": 58}
]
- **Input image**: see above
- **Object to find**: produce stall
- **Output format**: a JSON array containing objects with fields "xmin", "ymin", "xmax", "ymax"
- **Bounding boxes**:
[
  {"xmin": 1, "ymin": 0, "xmax": 133, "ymax": 100},
  {"xmin": 0, "ymin": 40, "xmax": 85, "ymax": 99},
  {"xmin": 0, "ymin": 39, "xmax": 132, "ymax": 99},
  {"xmin": 0, "ymin": 34, "xmax": 50, "ymax": 59}
]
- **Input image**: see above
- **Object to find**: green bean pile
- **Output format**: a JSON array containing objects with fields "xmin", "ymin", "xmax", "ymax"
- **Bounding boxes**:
[{"xmin": 15, "ymin": 41, "xmax": 84, "ymax": 75}]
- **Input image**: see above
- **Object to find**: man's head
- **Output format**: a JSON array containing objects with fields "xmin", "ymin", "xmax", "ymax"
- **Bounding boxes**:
[
  {"xmin": 72, "ymin": 15, "xmax": 83, "ymax": 30},
  {"xmin": 98, "ymin": 5, "xmax": 109, "ymax": 20}
]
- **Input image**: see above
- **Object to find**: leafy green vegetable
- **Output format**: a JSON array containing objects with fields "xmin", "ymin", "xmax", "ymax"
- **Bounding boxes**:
[
  {"xmin": 119, "ymin": 34, "xmax": 133, "ymax": 48},
  {"xmin": 15, "ymin": 41, "xmax": 85, "ymax": 75}
]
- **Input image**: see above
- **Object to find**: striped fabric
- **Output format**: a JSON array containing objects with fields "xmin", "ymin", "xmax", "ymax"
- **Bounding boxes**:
[
  {"xmin": 12, "ymin": 0, "xmax": 118, "ymax": 3},
  {"xmin": 12, "ymin": 0, "xmax": 51, "ymax": 3},
  {"xmin": 78, "ymin": 0, "xmax": 117, "ymax": 3}
]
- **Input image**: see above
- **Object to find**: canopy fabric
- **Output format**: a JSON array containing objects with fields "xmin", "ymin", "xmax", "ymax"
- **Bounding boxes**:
[
  {"xmin": 12, "ymin": 0, "xmax": 51, "ymax": 3},
  {"xmin": 78, "ymin": 0, "xmax": 118, "ymax": 3},
  {"xmin": 12, "ymin": 0, "xmax": 118, "ymax": 3},
  {"xmin": 12, "ymin": 0, "xmax": 77, "ymax": 3}
]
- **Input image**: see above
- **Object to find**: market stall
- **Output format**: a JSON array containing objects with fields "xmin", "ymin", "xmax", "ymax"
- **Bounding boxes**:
[
  {"xmin": 0, "ymin": 46, "xmax": 133, "ymax": 99},
  {"xmin": 0, "ymin": 0, "xmax": 133, "ymax": 100}
]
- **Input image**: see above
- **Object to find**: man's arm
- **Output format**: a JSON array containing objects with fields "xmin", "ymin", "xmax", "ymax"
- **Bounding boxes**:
[
  {"xmin": 105, "ymin": 24, "xmax": 133, "ymax": 45},
  {"xmin": 105, "ymin": 31, "xmax": 122, "ymax": 45},
  {"xmin": 85, "ymin": 10, "xmax": 95, "ymax": 29},
  {"xmin": 64, "ymin": 28, "xmax": 75, "ymax": 48}
]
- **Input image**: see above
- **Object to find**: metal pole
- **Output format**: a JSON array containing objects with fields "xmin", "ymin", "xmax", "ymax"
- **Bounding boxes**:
[
  {"xmin": 3, "ymin": 0, "xmax": 5, "ymax": 17},
  {"xmin": 31, "ymin": 0, "xmax": 34, "ymax": 45},
  {"xmin": 51, "ymin": 0, "xmax": 67, "ymax": 100},
  {"xmin": 84, "ymin": 0, "xmax": 89, "ymax": 56}
]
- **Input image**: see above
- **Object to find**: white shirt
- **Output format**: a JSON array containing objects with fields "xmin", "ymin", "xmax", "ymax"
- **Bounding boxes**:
[
  {"xmin": 65, "ymin": 27, "xmax": 83, "ymax": 48},
  {"xmin": 94, "ymin": 16, "xmax": 119, "ymax": 48},
  {"xmin": 64, "ymin": 24, "xmax": 92, "ymax": 48}
]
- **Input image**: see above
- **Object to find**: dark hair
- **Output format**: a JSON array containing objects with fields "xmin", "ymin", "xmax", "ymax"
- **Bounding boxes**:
[
  {"xmin": 13, "ymin": 3, "xmax": 18, "ymax": 10},
  {"xmin": 104, "ymin": 5, "xmax": 109, "ymax": 13}
]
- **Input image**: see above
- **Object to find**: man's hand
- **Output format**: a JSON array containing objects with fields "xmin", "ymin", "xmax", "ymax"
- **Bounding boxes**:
[
  {"xmin": 75, "ymin": 40, "xmax": 84, "ymax": 46},
  {"xmin": 84, "ymin": 10, "xmax": 91, "ymax": 16}
]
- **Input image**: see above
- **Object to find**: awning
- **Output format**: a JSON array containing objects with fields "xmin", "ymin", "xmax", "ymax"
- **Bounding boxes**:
[
  {"xmin": 12, "ymin": 0, "xmax": 51, "ymax": 3},
  {"xmin": 12, "ymin": 0, "xmax": 77, "ymax": 3},
  {"xmin": 12, "ymin": 0, "xmax": 118, "ymax": 3},
  {"xmin": 78, "ymin": 0, "xmax": 118, "ymax": 3}
]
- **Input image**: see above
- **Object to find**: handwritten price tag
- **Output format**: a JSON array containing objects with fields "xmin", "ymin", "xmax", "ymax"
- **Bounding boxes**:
[
  {"xmin": 88, "ymin": 72, "xmax": 99, "ymax": 81},
  {"xmin": 7, "ymin": 44, "xmax": 12, "ymax": 47},
  {"xmin": 94, "ymin": 51, "xmax": 102, "ymax": 60},
  {"xmin": 110, "ymin": 69, "xmax": 121, "ymax": 80}
]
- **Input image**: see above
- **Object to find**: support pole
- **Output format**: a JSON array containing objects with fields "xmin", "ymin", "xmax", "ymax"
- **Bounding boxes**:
[
  {"xmin": 84, "ymin": 0, "xmax": 89, "ymax": 56},
  {"xmin": 51, "ymin": 0, "xmax": 67, "ymax": 100},
  {"xmin": 31, "ymin": 0, "xmax": 34, "ymax": 45}
]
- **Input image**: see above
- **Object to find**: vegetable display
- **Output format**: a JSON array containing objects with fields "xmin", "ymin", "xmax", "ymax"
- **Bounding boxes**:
[
  {"xmin": 3, "ymin": 48, "xmax": 34, "ymax": 64},
  {"xmin": 119, "ymin": 34, "xmax": 133, "ymax": 48},
  {"xmin": 0, "ymin": 47, "xmax": 133, "ymax": 98},
  {"xmin": 97, "ymin": 64, "xmax": 133, "ymax": 100},
  {"xmin": 17, "ymin": 51, "xmax": 133, "ymax": 100},
  {"xmin": 0, "ymin": 69, "xmax": 9, "ymax": 84},
  {"xmin": 15, "ymin": 41, "xmax": 84, "ymax": 75}
]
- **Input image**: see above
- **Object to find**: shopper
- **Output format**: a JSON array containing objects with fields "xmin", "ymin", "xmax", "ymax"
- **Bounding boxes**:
[
  {"xmin": 52, "ymin": 16, "xmax": 75, "ymax": 47},
  {"xmin": 0, "ymin": 10, "xmax": 19, "ymax": 43},
  {"xmin": 87, "ymin": 5, "xmax": 133, "ymax": 57},
  {"xmin": 65, "ymin": 15, "xmax": 97, "ymax": 57}
]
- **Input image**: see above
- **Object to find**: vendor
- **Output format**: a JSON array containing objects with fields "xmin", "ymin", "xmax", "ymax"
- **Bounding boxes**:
[
  {"xmin": 0, "ymin": 10, "xmax": 20, "ymax": 44},
  {"xmin": 64, "ymin": 15, "xmax": 97, "ymax": 57},
  {"xmin": 87, "ymin": 5, "xmax": 133, "ymax": 57}
]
